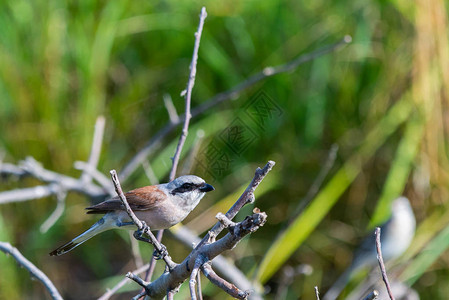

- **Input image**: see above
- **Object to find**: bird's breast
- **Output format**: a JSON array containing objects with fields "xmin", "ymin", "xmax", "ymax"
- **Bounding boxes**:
[{"xmin": 134, "ymin": 199, "xmax": 190, "ymax": 230}]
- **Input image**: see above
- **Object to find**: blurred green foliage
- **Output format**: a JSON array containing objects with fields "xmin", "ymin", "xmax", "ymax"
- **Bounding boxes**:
[{"xmin": 1, "ymin": 0, "xmax": 449, "ymax": 299}]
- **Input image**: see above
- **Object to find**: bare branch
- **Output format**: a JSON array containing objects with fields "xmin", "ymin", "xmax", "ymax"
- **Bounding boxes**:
[
  {"xmin": 119, "ymin": 37, "xmax": 351, "ymax": 181},
  {"xmin": 167, "ymin": 290, "xmax": 175, "ymax": 300},
  {"xmin": 216, "ymin": 212, "xmax": 237, "ymax": 228},
  {"xmin": 74, "ymin": 161, "xmax": 114, "ymax": 193},
  {"xmin": 127, "ymin": 272, "xmax": 151, "ymax": 300},
  {"xmin": 132, "ymin": 291, "xmax": 147, "ymax": 300},
  {"xmin": 98, "ymin": 263, "xmax": 150, "ymax": 300},
  {"xmin": 40, "ymin": 189, "xmax": 67, "ymax": 233},
  {"xmin": 169, "ymin": 6, "xmax": 207, "ymax": 181},
  {"xmin": 80, "ymin": 115, "xmax": 106, "ymax": 184},
  {"xmin": 126, "ymin": 271, "xmax": 150, "ymax": 289},
  {"xmin": 169, "ymin": 225, "xmax": 261, "ymax": 298},
  {"xmin": 375, "ymin": 227, "xmax": 395, "ymax": 300},
  {"xmin": 0, "ymin": 184, "xmax": 60, "ymax": 204},
  {"xmin": 190, "ymin": 256, "xmax": 206, "ymax": 300},
  {"xmin": 0, "ymin": 162, "xmax": 24, "ymax": 176},
  {"xmin": 163, "ymin": 94, "xmax": 179, "ymax": 124},
  {"xmin": 363, "ymin": 290, "xmax": 379, "ymax": 300},
  {"xmin": 315, "ymin": 286, "xmax": 321, "ymax": 300},
  {"xmin": 196, "ymin": 161, "xmax": 275, "ymax": 249},
  {"xmin": 0, "ymin": 242, "xmax": 63, "ymax": 300},
  {"xmin": 0, "ymin": 118, "xmax": 108, "ymax": 206},
  {"xmin": 0, "ymin": 157, "xmax": 105, "ymax": 204},
  {"xmin": 202, "ymin": 263, "xmax": 249, "ymax": 300},
  {"xmin": 142, "ymin": 230, "xmax": 163, "ymax": 285},
  {"xmin": 197, "ymin": 270, "xmax": 203, "ymax": 300}
]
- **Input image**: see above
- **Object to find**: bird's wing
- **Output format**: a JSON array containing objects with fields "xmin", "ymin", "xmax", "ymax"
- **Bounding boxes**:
[{"xmin": 86, "ymin": 186, "xmax": 166, "ymax": 214}]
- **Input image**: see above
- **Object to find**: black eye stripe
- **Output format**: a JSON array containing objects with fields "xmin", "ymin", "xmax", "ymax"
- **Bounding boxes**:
[{"xmin": 171, "ymin": 183, "xmax": 200, "ymax": 194}]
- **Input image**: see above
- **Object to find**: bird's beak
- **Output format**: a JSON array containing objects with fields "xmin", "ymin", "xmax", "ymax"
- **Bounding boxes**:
[{"xmin": 199, "ymin": 183, "xmax": 214, "ymax": 192}]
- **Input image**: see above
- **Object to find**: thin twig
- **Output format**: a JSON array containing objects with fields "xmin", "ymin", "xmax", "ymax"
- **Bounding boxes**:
[
  {"xmin": 74, "ymin": 161, "xmax": 114, "ymax": 193},
  {"xmin": 0, "ymin": 183, "xmax": 60, "ymax": 204},
  {"xmin": 190, "ymin": 256, "xmax": 205, "ymax": 300},
  {"xmin": 163, "ymin": 93, "xmax": 179, "ymax": 124},
  {"xmin": 132, "ymin": 291, "xmax": 147, "ymax": 300},
  {"xmin": 169, "ymin": 7, "xmax": 207, "ymax": 181},
  {"xmin": 0, "ymin": 162, "xmax": 24, "ymax": 177},
  {"xmin": 216, "ymin": 212, "xmax": 237, "ymax": 228},
  {"xmin": 0, "ymin": 157, "xmax": 105, "ymax": 203},
  {"xmin": 138, "ymin": 229, "xmax": 164, "ymax": 299},
  {"xmin": 119, "ymin": 36, "xmax": 352, "ymax": 181},
  {"xmin": 363, "ymin": 290, "xmax": 379, "ymax": 300},
  {"xmin": 127, "ymin": 272, "xmax": 150, "ymax": 300},
  {"xmin": 202, "ymin": 263, "xmax": 249, "ymax": 300},
  {"xmin": 0, "ymin": 242, "xmax": 63, "ymax": 300},
  {"xmin": 81, "ymin": 115, "xmax": 106, "ymax": 184},
  {"xmin": 98, "ymin": 263, "xmax": 150, "ymax": 300},
  {"xmin": 195, "ymin": 161, "xmax": 275, "ymax": 249},
  {"xmin": 315, "ymin": 286, "xmax": 321, "ymax": 300},
  {"xmin": 375, "ymin": 227, "xmax": 395, "ymax": 300},
  {"xmin": 40, "ymin": 188, "xmax": 67, "ymax": 233},
  {"xmin": 142, "ymin": 230, "xmax": 163, "ymax": 281},
  {"xmin": 167, "ymin": 290, "xmax": 175, "ymax": 300},
  {"xmin": 126, "ymin": 271, "xmax": 150, "ymax": 288},
  {"xmin": 197, "ymin": 269, "xmax": 203, "ymax": 300}
]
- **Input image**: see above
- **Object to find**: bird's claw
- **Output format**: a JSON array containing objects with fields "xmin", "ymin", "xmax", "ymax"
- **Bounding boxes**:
[
  {"xmin": 153, "ymin": 244, "xmax": 168, "ymax": 260},
  {"xmin": 133, "ymin": 221, "xmax": 151, "ymax": 240}
]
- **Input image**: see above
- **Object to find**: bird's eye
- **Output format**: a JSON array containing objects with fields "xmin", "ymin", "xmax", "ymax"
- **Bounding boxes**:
[
  {"xmin": 182, "ymin": 183, "xmax": 194, "ymax": 189},
  {"xmin": 171, "ymin": 182, "xmax": 198, "ymax": 195}
]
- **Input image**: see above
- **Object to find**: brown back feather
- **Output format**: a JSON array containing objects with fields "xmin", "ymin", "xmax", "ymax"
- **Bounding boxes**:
[{"xmin": 86, "ymin": 186, "xmax": 166, "ymax": 214}]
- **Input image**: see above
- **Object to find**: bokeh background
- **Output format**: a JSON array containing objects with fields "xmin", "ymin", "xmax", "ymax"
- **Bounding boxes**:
[{"xmin": 1, "ymin": 0, "xmax": 449, "ymax": 299}]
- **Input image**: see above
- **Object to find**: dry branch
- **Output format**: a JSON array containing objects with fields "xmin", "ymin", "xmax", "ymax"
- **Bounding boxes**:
[
  {"xmin": 0, "ymin": 242, "xmax": 63, "ymax": 300},
  {"xmin": 375, "ymin": 227, "xmax": 395, "ymax": 300}
]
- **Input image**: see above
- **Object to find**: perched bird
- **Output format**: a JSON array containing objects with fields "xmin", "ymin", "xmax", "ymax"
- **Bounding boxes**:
[
  {"xmin": 50, "ymin": 175, "xmax": 214, "ymax": 256},
  {"xmin": 323, "ymin": 197, "xmax": 416, "ymax": 300}
]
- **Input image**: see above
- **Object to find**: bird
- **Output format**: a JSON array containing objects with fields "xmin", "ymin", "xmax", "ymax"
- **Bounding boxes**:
[
  {"xmin": 323, "ymin": 197, "xmax": 416, "ymax": 300},
  {"xmin": 50, "ymin": 175, "xmax": 214, "ymax": 256}
]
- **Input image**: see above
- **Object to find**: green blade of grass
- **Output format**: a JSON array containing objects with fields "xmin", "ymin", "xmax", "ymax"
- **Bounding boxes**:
[
  {"xmin": 401, "ymin": 224, "xmax": 449, "ymax": 285},
  {"xmin": 370, "ymin": 114, "xmax": 425, "ymax": 226},
  {"xmin": 255, "ymin": 93, "xmax": 413, "ymax": 284}
]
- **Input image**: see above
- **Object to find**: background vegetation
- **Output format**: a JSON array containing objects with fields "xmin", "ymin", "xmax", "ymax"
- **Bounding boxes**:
[{"xmin": 1, "ymin": 0, "xmax": 449, "ymax": 299}]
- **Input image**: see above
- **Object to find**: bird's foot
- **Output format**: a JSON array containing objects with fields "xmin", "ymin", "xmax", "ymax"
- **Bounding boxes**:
[{"xmin": 153, "ymin": 244, "xmax": 168, "ymax": 260}]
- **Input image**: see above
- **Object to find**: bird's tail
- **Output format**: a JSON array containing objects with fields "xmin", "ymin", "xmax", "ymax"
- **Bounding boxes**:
[{"xmin": 49, "ymin": 216, "xmax": 115, "ymax": 256}]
